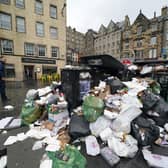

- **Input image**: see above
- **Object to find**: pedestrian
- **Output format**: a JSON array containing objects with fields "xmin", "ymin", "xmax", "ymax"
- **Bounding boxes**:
[{"xmin": 0, "ymin": 56, "xmax": 10, "ymax": 104}]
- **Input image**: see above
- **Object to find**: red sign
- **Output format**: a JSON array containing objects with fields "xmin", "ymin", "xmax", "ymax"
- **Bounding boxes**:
[{"xmin": 122, "ymin": 59, "xmax": 131, "ymax": 65}]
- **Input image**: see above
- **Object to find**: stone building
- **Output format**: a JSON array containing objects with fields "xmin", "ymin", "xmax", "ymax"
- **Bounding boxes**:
[
  {"xmin": 162, "ymin": 6, "xmax": 168, "ymax": 58},
  {"xmin": 94, "ymin": 20, "xmax": 125, "ymax": 60},
  {"xmin": 83, "ymin": 29, "xmax": 97, "ymax": 57},
  {"xmin": 0, "ymin": 0, "xmax": 66, "ymax": 81},
  {"xmin": 66, "ymin": 26, "xmax": 85, "ymax": 65},
  {"xmin": 122, "ymin": 9, "xmax": 165, "ymax": 61}
]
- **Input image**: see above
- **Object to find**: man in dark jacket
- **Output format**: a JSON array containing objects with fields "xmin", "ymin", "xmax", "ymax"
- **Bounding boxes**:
[{"xmin": 0, "ymin": 56, "xmax": 9, "ymax": 103}]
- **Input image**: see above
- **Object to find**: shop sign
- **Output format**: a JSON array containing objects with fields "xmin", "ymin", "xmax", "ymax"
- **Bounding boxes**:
[{"xmin": 22, "ymin": 57, "xmax": 56, "ymax": 64}]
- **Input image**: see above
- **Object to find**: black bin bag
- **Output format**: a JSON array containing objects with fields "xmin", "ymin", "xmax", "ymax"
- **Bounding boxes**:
[
  {"xmin": 150, "ymin": 97, "xmax": 168, "ymax": 126},
  {"xmin": 106, "ymin": 77, "xmax": 125, "ymax": 94},
  {"xmin": 69, "ymin": 114, "xmax": 90, "ymax": 140},
  {"xmin": 131, "ymin": 117, "xmax": 160, "ymax": 147},
  {"xmin": 140, "ymin": 90, "xmax": 168, "ymax": 126},
  {"xmin": 139, "ymin": 90, "xmax": 159, "ymax": 111}
]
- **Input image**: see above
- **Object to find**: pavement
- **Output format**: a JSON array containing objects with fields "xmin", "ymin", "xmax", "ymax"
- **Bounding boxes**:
[{"xmin": 0, "ymin": 80, "xmax": 46, "ymax": 119}]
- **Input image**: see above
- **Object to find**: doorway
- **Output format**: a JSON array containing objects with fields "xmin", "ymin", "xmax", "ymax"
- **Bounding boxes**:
[{"xmin": 24, "ymin": 65, "xmax": 34, "ymax": 80}]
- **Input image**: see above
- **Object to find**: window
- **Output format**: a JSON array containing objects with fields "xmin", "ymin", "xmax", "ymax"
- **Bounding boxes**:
[
  {"xmin": 0, "ymin": 39, "xmax": 13, "ymax": 54},
  {"xmin": 25, "ymin": 43, "xmax": 35, "ymax": 56},
  {"xmin": 0, "ymin": 0, "xmax": 10, "ymax": 5},
  {"xmin": 150, "ymin": 37, "xmax": 157, "ymax": 45},
  {"xmin": 37, "ymin": 45, "xmax": 46, "ymax": 57},
  {"xmin": 149, "ymin": 49, "xmax": 157, "ymax": 58},
  {"xmin": 137, "ymin": 26, "xmax": 142, "ymax": 35},
  {"xmin": 0, "ymin": 12, "xmax": 11, "ymax": 30},
  {"xmin": 117, "ymin": 41, "xmax": 120, "ymax": 46},
  {"xmin": 15, "ymin": 0, "xmax": 24, "ymax": 8},
  {"xmin": 50, "ymin": 5, "xmax": 57, "ymax": 18},
  {"xmin": 50, "ymin": 27, "xmax": 57, "ymax": 39},
  {"xmin": 135, "ymin": 50, "xmax": 143, "ymax": 59},
  {"xmin": 36, "ymin": 22, "xmax": 44, "ymax": 37},
  {"xmin": 16, "ymin": 16, "xmax": 25, "ymax": 32},
  {"xmin": 112, "ymin": 42, "xmax": 115, "ymax": 47},
  {"xmin": 125, "ymin": 42, "xmax": 129, "ymax": 49},
  {"xmin": 51, "ymin": 47, "xmax": 59, "ymax": 57},
  {"xmin": 35, "ymin": 0, "xmax": 43, "ymax": 15},
  {"xmin": 5, "ymin": 64, "xmax": 15, "ymax": 78},
  {"xmin": 137, "ymin": 40, "xmax": 142, "ymax": 47},
  {"xmin": 151, "ymin": 24, "xmax": 157, "ymax": 32},
  {"xmin": 125, "ymin": 31, "xmax": 130, "ymax": 38}
]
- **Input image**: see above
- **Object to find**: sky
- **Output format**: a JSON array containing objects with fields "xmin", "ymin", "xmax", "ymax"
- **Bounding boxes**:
[{"xmin": 67, "ymin": 0, "xmax": 168, "ymax": 33}]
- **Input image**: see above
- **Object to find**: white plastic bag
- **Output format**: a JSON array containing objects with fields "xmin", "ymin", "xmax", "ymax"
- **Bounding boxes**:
[
  {"xmin": 111, "ymin": 106, "xmax": 142, "ymax": 133},
  {"xmin": 111, "ymin": 120, "xmax": 131, "ymax": 133},
  {"xmin": 108, "ymin": 135, "xmax": 138, "ymax": 158},
  {"xmin": 89, "ymin": 116, "xmax": 111, "ymax": 137},
  {"xmin": 85, "ymin": 135, "xmax": 100, "ymax": 156},
  {"xmin": 26, "ymin": 89, "xmax": 38, "ymax": 100},
  {"xmin": 140, "ymin": 65, "xmax": 152, "ymax": 75},
  {"xmin": 100, "ymin": 147, "xmax": 120, "ymax": 167},
  {"xmin": 121, "ymin": 94, "xmax": 143, "ymax": 109},
  {"xmin": 104, "ymin": 109, "xmax": 119, "ymax": 120},
  {"xmin": 108, "ymin": 136, "xmax": 128, "ymax": 157},
  {"xmin": 164, "ymin": 123, "xmax": 168, "ymax": 132},
  {"xmin": 100, "ymin": 127, "xmax": 113, "ymax": 141},
  {"xmin": 0, "ymin": 155, "xmax": 7, "ymax": 168},
  {"xmin": 40, "ymin": 154, "xmax": 52, "ymax": 168},
  {"xmin": 142, "ymin": 149, "xmax": 168, "ymax": 168},
  {"xmin": 32, "ymin": 140, "xmax": 43, "ymax": 151}
]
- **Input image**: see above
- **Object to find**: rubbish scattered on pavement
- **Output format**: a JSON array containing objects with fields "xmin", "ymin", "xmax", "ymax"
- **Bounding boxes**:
[{"xmin": 4, "ymin": 105, "xmax": 14, "ymax": 111}]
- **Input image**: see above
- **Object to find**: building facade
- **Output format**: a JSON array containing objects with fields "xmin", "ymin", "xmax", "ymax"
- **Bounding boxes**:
[
  {"xmin": 94, "ymin": 20, "xmax": 125, "ymax": 60},
  {"xmin": 162, "ymin": 7, "xmax": 168, "ymax": 58},
  {"xmin": 0, "ymin": 0, "xmax": 66, "ymax": 81},
  {"xmin": 66, "ymin": 26, "xmax": 85, "ymax": 65},
  {"xmin": 122, "ymin": 9, "xmax": 166, "ymax": 61}
]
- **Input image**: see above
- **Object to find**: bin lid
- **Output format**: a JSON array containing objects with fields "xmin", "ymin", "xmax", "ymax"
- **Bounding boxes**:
[{"xmin": 80, "ymin": 55, "xmax": 124, "ymax": 72}]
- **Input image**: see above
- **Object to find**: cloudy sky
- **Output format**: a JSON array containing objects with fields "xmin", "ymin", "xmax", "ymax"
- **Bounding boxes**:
[{"xmin": 67, "ymin": 0, "xmax": 168, "ymax": 33}]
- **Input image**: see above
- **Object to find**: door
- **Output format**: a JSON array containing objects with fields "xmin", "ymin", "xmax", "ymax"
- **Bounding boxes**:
[{"xmin": 24, "ymin": 65, "xmax": 34, "ymax": 80}]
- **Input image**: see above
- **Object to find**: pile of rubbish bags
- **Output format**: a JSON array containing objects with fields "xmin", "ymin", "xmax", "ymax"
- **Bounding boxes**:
[
  {"xmin": 69, "ymin": 77, "xmax": 168, "ymax": 167},
  {"xmin": 2, "ymin": 77, "xmax": 168, "ymax": 168}
]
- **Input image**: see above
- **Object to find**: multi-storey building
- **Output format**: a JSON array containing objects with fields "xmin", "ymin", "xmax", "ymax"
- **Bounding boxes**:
[
  {"xmin": 66, "ymin": 26, "xmax": 85, "ymax": 65},
  {"xmin": 0, "ymin": 0, "xmax": 66, "ymax": 81},
  {"xmin": 122, "ymin": 9, "xmax": 165, "ymax": 61},
  {"xmin": 94, "ymin": 20, "xmax": 125, "ymax": 60},
  {"xmin": 162, "ymin": 6, "xmax": 168, "ymax": 58}
]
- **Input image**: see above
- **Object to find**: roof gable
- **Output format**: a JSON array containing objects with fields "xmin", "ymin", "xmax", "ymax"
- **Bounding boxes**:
[
  {"xmin": 107, "ymin": 20, "xmax": 116, "ymax": 32},
  {"xmin": 133, "ymin": 12, "xmax": 150, "ymax": 26},
  {"xmin": 98, "ymin": 24, "xmax": 107, "ymax": 34}
]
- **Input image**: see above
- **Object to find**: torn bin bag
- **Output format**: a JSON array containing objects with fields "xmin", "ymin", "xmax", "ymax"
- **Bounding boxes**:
[
  {"xmin": 131, "ymin": 117, "xmax": 160, "ymax": 146},
  {"xmin": 69, "ymin": 115, "xmax": 90, "ymax": 140},
  {"xmin": 139, "ymin": 90, "xmax": 159, "ymax": 111},
  {"xmin": 149, "ymin": 97, "xmax": 168, "ymax": 126},
  {"xmin": 107, "ymin": 135, "xmax": 138, "ymax": 158}
]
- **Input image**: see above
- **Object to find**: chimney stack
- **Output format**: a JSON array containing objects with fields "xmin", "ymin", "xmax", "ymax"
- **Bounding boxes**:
[{"xmin": 154, "ymin": 11, "xmax": 156, "ymax": 18}]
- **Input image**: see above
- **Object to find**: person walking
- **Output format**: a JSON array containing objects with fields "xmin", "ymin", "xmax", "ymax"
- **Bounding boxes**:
[{"xmin": 0, "ymin": 56, "xmax": 9, "ymax": 104}]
